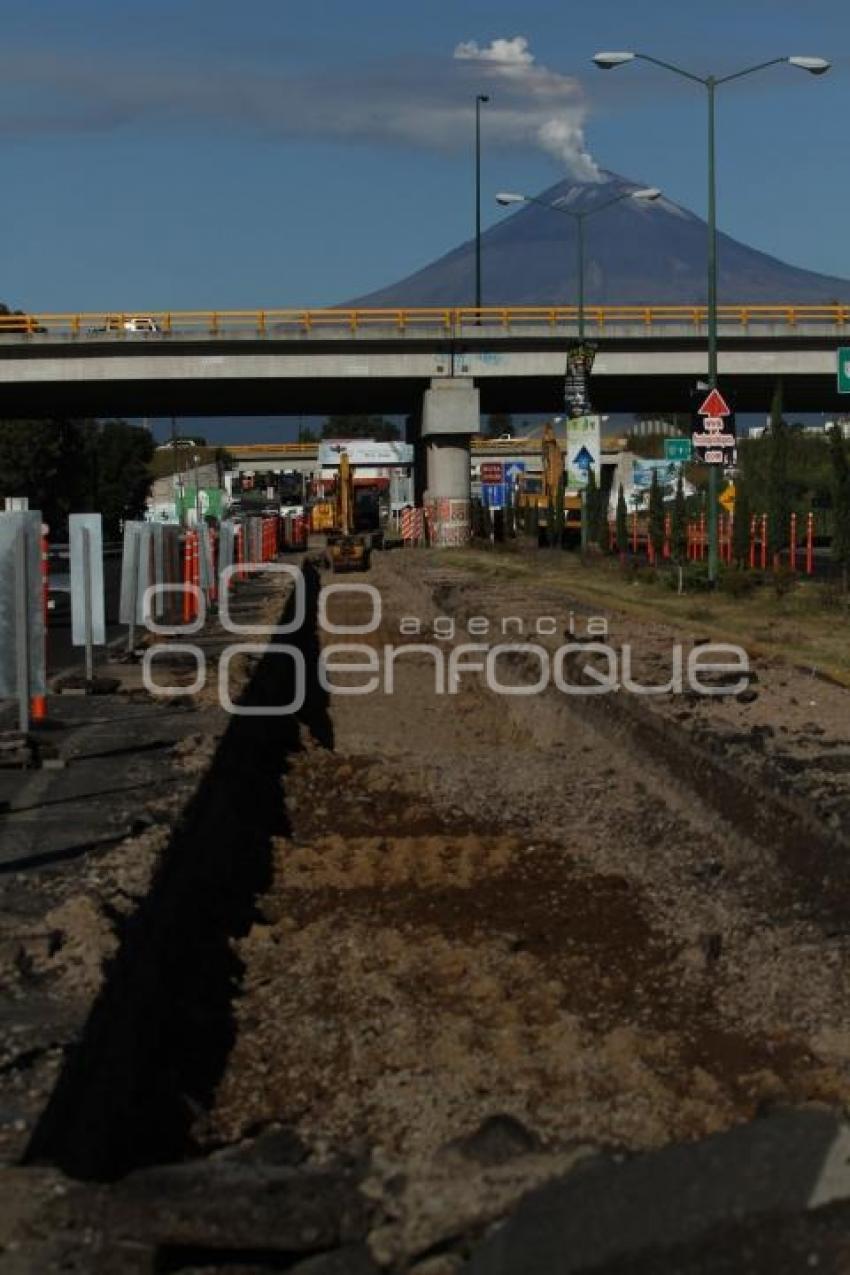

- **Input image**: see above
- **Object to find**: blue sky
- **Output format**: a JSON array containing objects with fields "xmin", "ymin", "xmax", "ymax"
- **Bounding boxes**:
[
  {"xmin": 0, "ymin": 0, "xmax": 847, "ymax": 314},
  {"xmin": 0, "ymin": 0, "xmax": 846, "ymax": 440}
]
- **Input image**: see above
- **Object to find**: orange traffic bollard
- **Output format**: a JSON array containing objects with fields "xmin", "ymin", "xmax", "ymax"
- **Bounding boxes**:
[
  {"xmin": 235, "ymin": 524, "xmax": 245, "ymax": 582},
  {"xmin": 790, "ymin": 512, "xmax": 798, "ymax": 572},
  {"xmin": 182, "ymin": 532, "xmax": 193, "ymax": 623},
  {"xmin": 749, "ymin": 515, "xmax": 756, "ymax": 569},
  {"xmin": 31, "ymin": 522, "xmax": 49, "ymax": 723},
  {"xmin": 806, "ymin": 511, "xmax": 814, "ymax": 576}
]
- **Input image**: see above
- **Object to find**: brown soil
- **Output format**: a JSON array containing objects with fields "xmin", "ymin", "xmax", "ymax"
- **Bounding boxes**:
[{"xmin": 194, "ymin": 551, "xmax": 850, "ymax": 1266}]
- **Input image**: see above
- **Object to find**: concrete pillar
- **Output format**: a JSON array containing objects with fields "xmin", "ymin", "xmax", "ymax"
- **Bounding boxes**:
[{"xmin": 421, "ymin": 378, "xmax": 480, "ymax": 547}]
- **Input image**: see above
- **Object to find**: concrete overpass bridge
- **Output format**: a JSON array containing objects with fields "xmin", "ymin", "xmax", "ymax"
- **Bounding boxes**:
[{"xmin": 0, "ymin": 305, "xmax": 848, "ymax": 419}]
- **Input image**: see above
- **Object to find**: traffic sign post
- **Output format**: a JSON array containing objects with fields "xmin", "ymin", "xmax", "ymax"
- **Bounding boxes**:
[
  {"xmin": 692, "ymin": 388, "xmax": 736, "ymax": 467},
  {"xmin": 719, "ymin": 482, "xmax": 735, "ymax": 514},
  {"xmin": 664, "ymin": 437, "xmax": 692, "ymax": 462}
]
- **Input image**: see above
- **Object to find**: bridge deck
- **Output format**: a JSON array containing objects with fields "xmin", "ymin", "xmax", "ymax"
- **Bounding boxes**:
[{"xmin": 1, "ymin": 305, "xmax": 850, "ymax": 343}]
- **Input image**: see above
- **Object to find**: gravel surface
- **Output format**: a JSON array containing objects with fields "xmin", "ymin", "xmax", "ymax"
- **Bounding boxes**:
[
  {"xmin": 195, "ymin": 552, "xmax": 850, "ymax": 1268},
  {"xmin": 2, "ymin": 551, "xmax": 849, "ymax": 1271}
]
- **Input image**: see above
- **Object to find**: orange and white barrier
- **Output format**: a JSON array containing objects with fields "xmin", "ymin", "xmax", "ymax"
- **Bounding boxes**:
[{"xmin": 401, "ymin": 507, "xmax": 425, "ymax": 545}]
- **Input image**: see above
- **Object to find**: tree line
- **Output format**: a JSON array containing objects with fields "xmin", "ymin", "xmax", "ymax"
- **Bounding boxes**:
[{"xmin": 0, "ymin": 418, "xmax": 154, "ymax": 537}]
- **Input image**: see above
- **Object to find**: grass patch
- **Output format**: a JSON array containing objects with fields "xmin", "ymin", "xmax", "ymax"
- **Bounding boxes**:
[{"xmin": 436, "ymin": 548, "xmax": 850, "ymax": 686}]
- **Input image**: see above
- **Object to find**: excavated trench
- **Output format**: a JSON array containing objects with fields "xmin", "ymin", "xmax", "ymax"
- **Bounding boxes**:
[{"xmin": 24, "ymin": 564, "xmax": 330, "ymax": 1180}]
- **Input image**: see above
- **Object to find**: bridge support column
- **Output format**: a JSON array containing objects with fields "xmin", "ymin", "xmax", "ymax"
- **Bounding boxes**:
[{"xmin": 421, "ymin": 378, "xmax": 480, "ymax": 547}]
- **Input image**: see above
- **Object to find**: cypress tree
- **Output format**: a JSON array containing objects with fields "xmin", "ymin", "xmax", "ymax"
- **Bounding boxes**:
[
  {"xmin": 648, "ymin": 471, "xmax": 665, "ymax": 561},
  {"xmin": 733, "ymin": 480, "xmax": 751, "ymax": 567},
  {"xmin": 585, "ymin": 469, "xmax": 599, "ymax": 545},
  {"xmin": 767, "ymin": 379, "xmax": 791, "ymax": 559},
  {"xmin": 829, "ymin": 426, "xmax": 850, "ymax": 591},
  {"xmin": 616, "ymin": 483, "xmax": 628, "ymax": 554},
  {"xmin": 671, "ymin": 473, "xmax": 688, "ymax": 563}
]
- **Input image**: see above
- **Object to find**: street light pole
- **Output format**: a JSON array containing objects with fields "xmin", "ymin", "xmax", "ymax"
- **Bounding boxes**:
[
  {"xmin": 706, "ymin": 75, "xmax": 719, "ymax": 582},
  {"xmin": 576, "ymin": 213, "xmax": 586, "ymax": 343},
  {"xmin": 496, "ymin": 186, "xmax": 660, "ymax": 343},
  {"xmin": 475, "ymin": 94, "xmax": 489, "ymax": 313},
  {"xmin": 593, "ymin": 49, "xmax": 829, "ymax": 583},
  {"xmin": 497, "ymin": 186, "xmax": 660, "ymax": 553}
]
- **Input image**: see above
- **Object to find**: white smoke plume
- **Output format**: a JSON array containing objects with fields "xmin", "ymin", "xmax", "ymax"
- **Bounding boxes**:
[
  {"xmin": 0, "ymin": 35, "xmax": 600, "ymax": 180},
  {"xmin": 453, "ymin": 37, "xmax": 601, "ymax": 181}
]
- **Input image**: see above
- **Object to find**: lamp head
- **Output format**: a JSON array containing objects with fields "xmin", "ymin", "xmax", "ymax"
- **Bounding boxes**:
[
  {"xmin": 496, "ymin": 192, "xmax": 526, "ymax": 206},
  {"xmin": 788, "ymin": 55, "xmax": 830, "ymax": 75},
  {"xmin": 632, "ymin": 187, "xmax": 662, "ymax": 201},
  {"xmin": 593, "ymin": 51, "xmax": 636, "ymax": 69}
]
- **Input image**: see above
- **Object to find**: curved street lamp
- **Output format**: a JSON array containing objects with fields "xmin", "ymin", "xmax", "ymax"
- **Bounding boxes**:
[
  {"xmin": 495, "ymin": 186, "xmax": 661, "ymax": 341},
  {"xmin": 592, "ymin": 49, "xmax": 830, "ymax": 582}
]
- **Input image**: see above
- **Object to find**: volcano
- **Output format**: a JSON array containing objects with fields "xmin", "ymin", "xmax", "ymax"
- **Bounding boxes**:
[{"xmin": 349, "ymin": 171, "xmax": 850, "ymax": 307}]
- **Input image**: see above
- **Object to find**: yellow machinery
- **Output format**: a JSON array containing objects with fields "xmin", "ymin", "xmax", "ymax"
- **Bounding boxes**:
[
  {"xmin": 327, "ymin": 452, "xmax": 371, "ymax": 572},
  {"xmin": 516, "ymin": 422, "xmax": 582, "ymax": 544},
  {"xmin": 309, "ymin": 498, "xmax": 335, "ymax": 533}
]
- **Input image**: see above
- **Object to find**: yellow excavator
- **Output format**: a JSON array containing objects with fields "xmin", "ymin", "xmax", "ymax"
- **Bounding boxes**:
[
  {"xmin": 326, "ymin": 452, "xmax": 371, "ymax": 572},
  {"xmin": 515, "ymin": 422, "xmax": 581, "ymax": 544}
]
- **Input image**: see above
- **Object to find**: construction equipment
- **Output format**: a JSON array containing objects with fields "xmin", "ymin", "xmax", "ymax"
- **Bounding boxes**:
[
  {"xmin": 514, "ymin": 423, "xmax": 587, "ymax": 545},
  {"xmin": 307, "ymin": 446, "xmax": 369, "ymax": 571},
  {"xmin": 515, "ymin": 423, "xmax": 582, "ymax": 545}
]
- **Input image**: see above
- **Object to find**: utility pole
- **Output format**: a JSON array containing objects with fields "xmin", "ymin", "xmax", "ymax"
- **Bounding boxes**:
[{"xmin": 475, "ymin": 94, "xmax": 489, "ymax": 313}]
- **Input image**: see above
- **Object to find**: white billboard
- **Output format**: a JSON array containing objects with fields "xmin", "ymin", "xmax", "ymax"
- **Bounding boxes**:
[{"xmin": 318, "ymin": 439, "xmax": 413, "ymax": 467}]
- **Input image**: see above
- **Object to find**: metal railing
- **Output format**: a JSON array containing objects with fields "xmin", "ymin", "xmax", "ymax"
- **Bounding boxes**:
[{"xmin": 0, "ymin": 304, "xmax": 848, "ymax": 338}]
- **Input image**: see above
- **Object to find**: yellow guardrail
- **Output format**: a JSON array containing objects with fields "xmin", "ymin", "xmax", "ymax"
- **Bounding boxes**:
[{"xmin": 0, "ymin": 304, "xmax": 848, "ymax": 336}]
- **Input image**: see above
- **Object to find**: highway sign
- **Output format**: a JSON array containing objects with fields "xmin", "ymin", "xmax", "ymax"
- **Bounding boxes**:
[
  {"xmin": 697, "ymin": 388, "xmax": 731, "ymax": 418},
  {"xmin": 692, "ymin": 386, "xmax": 736, "ymax": 466},
  {"xmin": 565, "ymin": 416, "xmax": 601, "ymax": 489},
  {"xmin": 481, "ymin": 482, "xmax": 507, "ymax": 508},
  {"xmin": 504, "ymin": 461, "xmax": 526, "ymax": 484},
  {"xmin": 838, "ymin": 348, "xmax": 850, "ymax": 394},
  {"xmin": 664, "ymin": 437, "xmax": 692, "ymax": 462},
  {"xmin": 719, "ymin": 483, "xmax": 736, "ymax": 513},
  {"xmin": 479, "ymin": 462, "xmax": 504, "ymax": 483}
]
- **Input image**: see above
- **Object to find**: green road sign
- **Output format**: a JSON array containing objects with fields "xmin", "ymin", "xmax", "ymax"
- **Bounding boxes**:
[
  {"xmin": 838, "ymin": 348, "xmax": 850, "ymax": 393},
  {"xmin": 664, "ymin": 437, "xmax": 692, "ymax": 462}
]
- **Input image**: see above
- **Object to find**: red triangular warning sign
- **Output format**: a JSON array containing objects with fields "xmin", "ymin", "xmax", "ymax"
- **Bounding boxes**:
[{"xmin": 697, "ymin": 388, "xmax": 731, "ymax": 417}]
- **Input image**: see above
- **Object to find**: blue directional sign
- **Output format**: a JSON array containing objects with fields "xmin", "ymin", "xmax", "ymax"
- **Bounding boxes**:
[
  {"xmin": 481, "ymin": 482, "xmax": 507, "ymax": 508},
  {"xmin": 573, "ymin": 445, "xmax": 595, "ymax": 473},
  {"xmin": 504, "ymin": 461, "xmax": 526, "ymax": 484}
]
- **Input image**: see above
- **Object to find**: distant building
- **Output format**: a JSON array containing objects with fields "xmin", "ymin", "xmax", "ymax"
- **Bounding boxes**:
[
  {"xmin": 822, "ymin": 419, "xmax": 850, "ymax": 439},
  {"xmin": 629, "ymin": 419, "xmax": 684, "ymax": 439},
  {"xmin": 755, "ymin": 418, "xmax": 850, "ymax": 439}
]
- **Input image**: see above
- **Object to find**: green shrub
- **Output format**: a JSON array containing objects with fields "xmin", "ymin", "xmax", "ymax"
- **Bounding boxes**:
[
  {"xmin": 718, "ymin": 568, "xmax": 759, "ymax": 599},
  {"xmin": 772, "ymin": 565, "xmax": 796, "ymax": 599}
]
